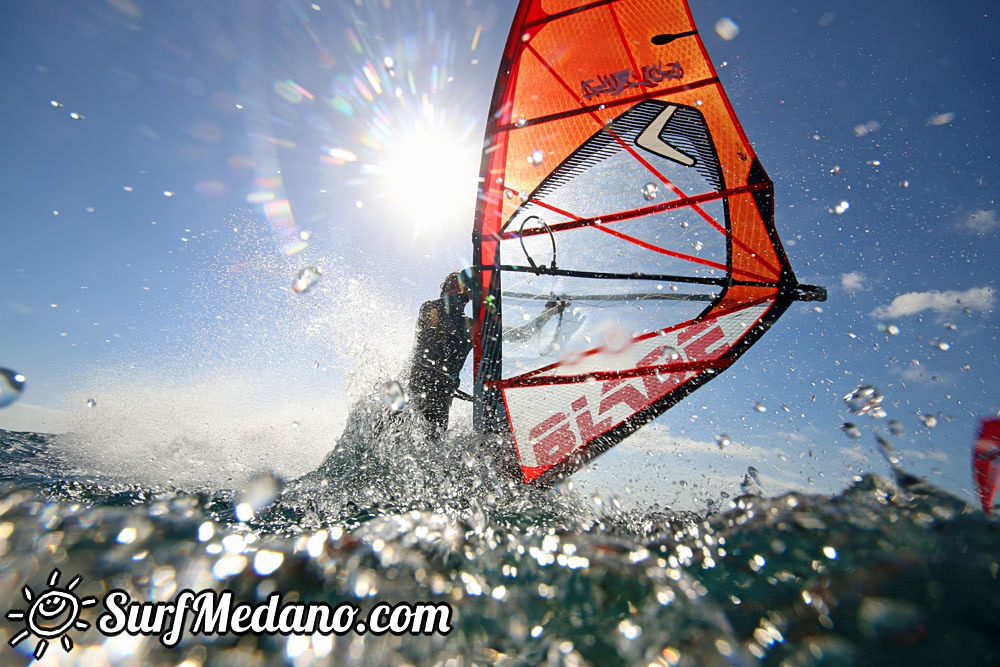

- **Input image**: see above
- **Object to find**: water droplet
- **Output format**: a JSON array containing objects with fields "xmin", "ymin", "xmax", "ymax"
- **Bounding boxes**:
[
  {"xmin": 753, "ymin": 402, "xmax": 766, "ymax": 413},
  {"xmin": 926, "ymin": 111, "xmax": 956, "ymax": 126},
  {"xmin": 504, "ymin": 189, "xmax": 513, "ymax": 200},
  {"xmin": 299, "ymin": 230, "xmax": 311, "ymax": 241},
  {"xmin": 840, "ymin": 422, "xmax": 861, "ymax": 439},
  {"xmin": 69, "ymin": 111, "xmax": 84, "ymax": 120},
  {"xmin": 518, "ymin": 190, "xmax": 528, "ymax": 202},
  {"xmin": 602, "ymin": 327, "xmax": 632, "ymax": 353},
  {"xmin": 0, "ymin": 369, "xmax": 27, "ymax": 408},
  {"xmin": 123, "ymin": 185, "xmax": 134, "ymax": 192},
  {"xmin": 292, "ymin": 266, "xmax": 322, "ymax": 294},
  {"xmin": 692, "ymin": 240, "xmax": 704, "ymax": 251},
  {"xmin": 163, "ymin": 190, "xmax": 174, "ymax": 197},
  {"xmin": 843, "ymin": 384, "xmax": 886, "ymax": 418},
  {"xmin": 931, "ymin": 339, "xmax": 951, "ymax": 351},
  {"xmin": 527, "ymin": 149, "xmax": 545, "ymax": 166},
  {"xmin": 714, "ymin": 17, "xmax": 740, "ymax": 40},
  {"xmin": 877, "ymin": 323, "xmax": 900, "ymax": 336},
  {"xmin": 86, "ymin": 398, "xmax": 97, "ymax": 408},
  {"xmin": 831, "ymin": 200, "xmax": 850, "ymax": 215},
  {"xmin": 641, "ymin": 182, "xmax": 659, "ymax": 201},
  {"xmin": 679, "ymin": 220, "xmax": 689, "ymax": 229},
  {"xmin": 888, "ymin": 420, "xmax": 904, "ymax": 436},
  {"xmin": 49, "ymin": 99, "xmax": 63, "ymax": 108},
  {"xmin": 716, "ymin": 433, "xmax": 731, "ymax": 449},
  {"xmin": 515, "ymin": 116, "xmax": 527, "ymax": 128},
  {"xmin": 381, "ymin": 380, "xmax": 407, "ymax": 411},
  {"xmin": 920, "ymin": 413, "xmax": 938, "ymax": 428},
  {"xmin": 829, "ymin": 165, "xmax": 840, "ymax": 174}
]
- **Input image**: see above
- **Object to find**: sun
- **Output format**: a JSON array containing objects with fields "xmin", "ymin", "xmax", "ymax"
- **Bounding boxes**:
[
  {"xmin": 377, "ymin": 124, "xmax": 480, "ymax": 241},
  {"xmin": 5, "ymin": 568, "xmax": 98, "ymax": 660}
]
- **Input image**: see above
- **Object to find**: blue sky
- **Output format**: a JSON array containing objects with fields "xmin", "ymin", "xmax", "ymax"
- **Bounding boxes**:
[{"xmin": 1, "ymin": 0, "xmax": 997, "ymax": 507}]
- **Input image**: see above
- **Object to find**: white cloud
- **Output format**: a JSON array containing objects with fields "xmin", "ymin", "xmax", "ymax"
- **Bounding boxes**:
[
  {"xmin": 840, "ymin": 271, "xmax": 866, "ymax": 291},
  {"xmin": 872, "ymin": 286, "xmax": 995, "ymax": 319},
  {"xmin": 958, "ymin": 209, "xmax": 1000, "ymax": 235}
]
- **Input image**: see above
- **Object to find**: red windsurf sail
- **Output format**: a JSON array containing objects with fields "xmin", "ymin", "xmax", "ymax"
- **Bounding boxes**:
[
  {"xmin": 472, "ymin": 0, "xmax": 825, "ymax": 484},
  {"xmin": 974, "ymin": 418, "xmax": 1000, "ymax": 514}
]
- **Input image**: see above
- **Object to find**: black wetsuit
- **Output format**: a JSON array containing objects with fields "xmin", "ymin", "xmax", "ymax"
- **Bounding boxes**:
[{"xmin": 404, "ymin": 293, "xmax": 472, "ymax": 435}]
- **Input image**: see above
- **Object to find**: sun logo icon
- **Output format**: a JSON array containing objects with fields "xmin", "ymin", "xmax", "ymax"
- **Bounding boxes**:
[{"xmin": 5, "ymin": 568, "xmax": 97, "ymax": 660}]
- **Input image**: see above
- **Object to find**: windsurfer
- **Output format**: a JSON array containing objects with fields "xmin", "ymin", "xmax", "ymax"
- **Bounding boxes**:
[{"xmin": 402, "ymin": 269, "xmax": 475, "ymax": 437}]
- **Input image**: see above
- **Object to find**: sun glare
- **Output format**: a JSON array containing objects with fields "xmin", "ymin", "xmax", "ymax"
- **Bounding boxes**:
[{"xmin": 379, "ymin": 126, "xmax": 480, "ymax": 240}]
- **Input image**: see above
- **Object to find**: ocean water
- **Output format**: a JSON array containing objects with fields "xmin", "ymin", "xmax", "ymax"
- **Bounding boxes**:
[{"xmin": 1, "ymin": 416, "xmax": 998, "ymax": 667}]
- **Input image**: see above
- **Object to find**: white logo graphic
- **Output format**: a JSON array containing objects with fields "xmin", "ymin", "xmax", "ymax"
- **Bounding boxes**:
[
  {"xmin": 635, "ymin": 104, "xmax": 696, "ymax": 166},
  {"xmin": 5, "ymin": 568, "xmax": 97, "ymax": 660}
]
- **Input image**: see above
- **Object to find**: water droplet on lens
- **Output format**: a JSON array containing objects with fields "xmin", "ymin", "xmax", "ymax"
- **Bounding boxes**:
[
  {"xmin": 753, "ymin": 402, "xmax": 766, "ymax": 413},
  {"xmin": 86, "ymin": 398, "xmax": 97, "ymax": 408},
  {"xmin": 830, "ymin": 200, "xmax": 850, "ymax": 215},
  {"xmin": 292, "ymin": 266, "xmax": 322, "ymax": 294},
  {"xmin": 692, "ymin": 240, "xmax": 704, "ymax": 251},
  {"xmin": 714, "ymin": 17, "xmax": 740, "ymax": 41},
  {"xmin": 0, "ymin": 369, "xmax": 26, "ymax": 408},
  {"xmin": 381, "ymin": 380, "xmax": 407, "ymax": 411},
  {"xmin": 716, "ymin": 433, "xmax": 731, "ymax": 449},
  {"xmin": 920, "ymin": 413, "xmax": 937, "ymax": 428},
  {"xmin": 679, "ymin": 220, "xmax": 689, "ymax": 229},
  {"xmin": 641, "ymin": 182, "xmax": 658, "ymax": 200},
  {"xmin": 840, "ymin": 422, "xmax": 861, "ymax": 439},
  {"xmin": 527, "ymin": 149, "xmax": 545, "ymax": 166},
  {"xmin": 603, "ymin": 327, "xmax": 632, "ymax": 353},
  {"xmin": 515, "ymin": 116, "xmax": 527, "ymax": 127},
  {"xmin": 888, "ymin": 419, "xmax": 904, "ymax": 436},
  {"xmin": 843, "ymin": 384, "xmax": 886, "ymax": 418}
]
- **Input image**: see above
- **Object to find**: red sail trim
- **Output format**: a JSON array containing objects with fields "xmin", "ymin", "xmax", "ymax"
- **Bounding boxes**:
[
  {"xmin": 974, "ymin": 418, "xmax": 1000, "ymax": 514},
  {"xmin": 678, "ymin": 0, "xmax": 755, "ymax": 151},
  {"xmin": 498, "ymin": 182, "xmax": 769, "ymax": 240},
  {"xmin": 608, "ymin": 3, "xmax": 640, "ymax": 78},
  {"xmin": 504, "ymin": 291, "xmax": 777, "ymax": 383},
  {"xmin": 526, "ymin": 196, "xmax": 774, "ymax": 282},
  {"xmin": 523, "ymin": 0, "xmax": 620, "ymax": 30},
  {"xmin": 495, "ymin": 77, "xmax": 720, "ymax": 132},
  {"xmin": 493, "ymin": 357, "xmax": 732, "ymax": 389},
  {"xmin": 601, "ymin": 122, "xmax": 782, "ymax": 279},
  {"xmin": 594, "ymin": 224, "xmax": 753, "ymax": 277},
  {"xmin": 604, "ymin": 124, "xmax": 725, "ymax": 230}
]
